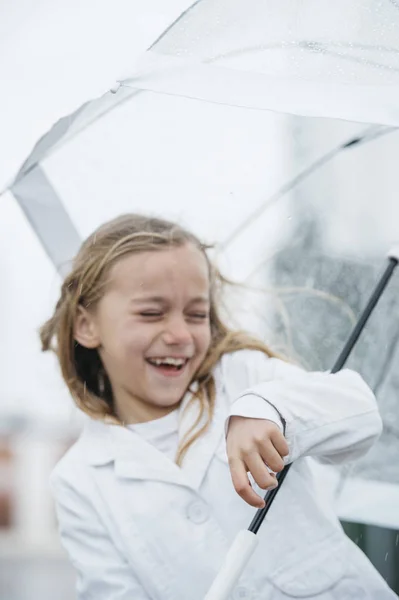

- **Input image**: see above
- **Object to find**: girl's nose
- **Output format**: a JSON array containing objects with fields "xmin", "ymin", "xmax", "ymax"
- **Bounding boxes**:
[{"xmin": 162, "ymin": 317, "xmax": 192, "ymax": 346}]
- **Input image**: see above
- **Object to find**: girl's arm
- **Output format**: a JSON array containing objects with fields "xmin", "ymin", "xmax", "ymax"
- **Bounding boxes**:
[
  {"xmin": 51, "ymin": 476, "xmax": 151, "ymax": 600},
  {"xmin": 232, "ymin": 359, "xmax": 382, "ymax": 463},
  {"xmin": 223, "ymin": 351, "xmax": 382, "ymax": 506}
]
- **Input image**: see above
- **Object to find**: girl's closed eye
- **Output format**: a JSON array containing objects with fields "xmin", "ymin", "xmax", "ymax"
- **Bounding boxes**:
[
  {"xmin": 139, "ymin": 311, "xmax": 208, "ymax": 320},
  {"xmin": 188, "ymin": 312, "xmax": 209, "ymax": 320}
]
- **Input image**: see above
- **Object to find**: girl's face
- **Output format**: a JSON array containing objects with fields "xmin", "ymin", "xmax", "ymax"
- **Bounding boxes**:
[{"xmin": 75, "ymin": 243, "xmax": 212, "ymax": 423}]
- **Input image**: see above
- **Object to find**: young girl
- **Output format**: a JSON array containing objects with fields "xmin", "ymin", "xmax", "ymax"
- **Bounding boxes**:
[{"xmin": 43, "ymin": 213, "xmax": 396, "ymax": 600}]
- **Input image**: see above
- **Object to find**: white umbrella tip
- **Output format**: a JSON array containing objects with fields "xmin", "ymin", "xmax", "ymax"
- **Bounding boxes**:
[
  {"xmin": 110, "ymin": 82, "xmax": 121, "ymax": 94},
  {"xmin": 387, "ymin": 246, "xmax": 399, "ymax": 262}
]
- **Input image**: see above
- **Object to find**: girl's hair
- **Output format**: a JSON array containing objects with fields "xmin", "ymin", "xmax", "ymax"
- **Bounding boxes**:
[{"xmin": 40, "ymin": 214, "xmax": 280, "ymax": 465}]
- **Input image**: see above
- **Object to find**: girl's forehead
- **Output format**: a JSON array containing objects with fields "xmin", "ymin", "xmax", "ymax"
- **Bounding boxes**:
[{"xmin": 108, "ymin": 245, "xmax": 210, "ymax": 294}]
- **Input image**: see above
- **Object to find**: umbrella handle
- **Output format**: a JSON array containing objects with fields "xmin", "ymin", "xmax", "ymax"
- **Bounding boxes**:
[{"xmin": 204, "ymin": 531, "xmax": 258, "ymax": 600}]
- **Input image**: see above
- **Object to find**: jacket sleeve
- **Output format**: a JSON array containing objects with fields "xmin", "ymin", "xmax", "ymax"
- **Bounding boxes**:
[
  {"xmin": 222, "ymin": 350, "xmax": 383, "ymax": 465},
  {"xmin": 50, "ymin": 475, "xmax": 151, "ymax": 600}
]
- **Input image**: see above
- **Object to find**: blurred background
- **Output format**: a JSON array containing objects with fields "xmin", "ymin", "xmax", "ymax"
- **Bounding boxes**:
[{"xmin": 1, "ymin": 1, "xmax": 399, "ymax": 598}]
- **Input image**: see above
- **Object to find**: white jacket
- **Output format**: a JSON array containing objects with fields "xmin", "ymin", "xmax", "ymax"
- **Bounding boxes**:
[{"xmin": 50, "ymin": 350, "xmax": 396, "ymax": 600}]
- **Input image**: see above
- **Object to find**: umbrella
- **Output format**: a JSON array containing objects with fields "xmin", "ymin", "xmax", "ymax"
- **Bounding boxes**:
[{"xmin": 1, "ymin": 0, "xmax": 399, "ymax": 590}]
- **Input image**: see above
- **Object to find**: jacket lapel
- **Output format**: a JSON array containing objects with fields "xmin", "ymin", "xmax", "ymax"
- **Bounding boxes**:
[
  {"xmin": 111, "ymin": 423, "xmax": 189, "ymax": 487},
  {"xmin": 82, "ymin": 377, "xmax": 228, "ymax": 492}
]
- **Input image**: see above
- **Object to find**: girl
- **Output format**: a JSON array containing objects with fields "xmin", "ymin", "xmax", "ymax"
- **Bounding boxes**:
[{"xmin": 43, "ymin": 213, "xmax": 396, "ymax": 600}]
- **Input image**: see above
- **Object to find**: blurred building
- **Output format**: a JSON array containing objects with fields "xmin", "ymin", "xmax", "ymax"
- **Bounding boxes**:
[{"xmin": 0, "ymin": 418, "xmax": 78, "ymax": 599}]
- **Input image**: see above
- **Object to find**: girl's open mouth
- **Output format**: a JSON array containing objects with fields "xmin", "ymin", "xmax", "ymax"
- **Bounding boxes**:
[{"xmin": 146, "ymin": 357, "xmax": 190, "ymax": 377}]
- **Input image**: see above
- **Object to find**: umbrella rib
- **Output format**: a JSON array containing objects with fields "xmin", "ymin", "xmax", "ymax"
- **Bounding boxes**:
[
  {"xmin": 218, "ymin": 145, "xmax": 341, "ymax": 250},
  {"xmin": 1, "ymin": 89, "xmax": 142, "ymax": 197},
  {"xmin": 149, "ymin": 0, "xmax": 202, "ymax": 50},
  {"xmin": 218, "ymin": 126, "xmax": 397, "ymax": 252}
]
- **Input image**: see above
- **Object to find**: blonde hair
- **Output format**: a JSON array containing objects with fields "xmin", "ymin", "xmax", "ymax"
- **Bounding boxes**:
[{"xmin": 40, "ymin": 214, "xmax": 280, "ymax": 464}]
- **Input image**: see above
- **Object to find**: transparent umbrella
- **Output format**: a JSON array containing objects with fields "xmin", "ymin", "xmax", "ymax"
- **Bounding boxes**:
[{"xmin": 2, "ymin": 0, "xmax": 399, "ymax": 593}]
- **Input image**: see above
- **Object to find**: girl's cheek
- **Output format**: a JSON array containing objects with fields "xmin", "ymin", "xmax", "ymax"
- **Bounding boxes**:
[
  {"xmin": 200, "ymin": 324, "xmax": 212, "ymax": 347},
  {"xmin": 125, "ymin": 323, "xmax": 159, "ymax": 349}
]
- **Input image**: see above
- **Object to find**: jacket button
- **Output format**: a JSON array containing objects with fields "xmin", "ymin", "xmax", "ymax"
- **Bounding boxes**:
[
  {"xmin": 232, "ymin": 586, "xmax": 253, "ymax": 600},
  {"xmin": 186, "ymin": 501, "xmax": 209, "ymax": 524}
]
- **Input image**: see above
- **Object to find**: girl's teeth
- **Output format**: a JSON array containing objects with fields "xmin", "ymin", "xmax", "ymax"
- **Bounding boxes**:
[{"xmin": 148, "ymin": 358, "xmax": 187, "ymax": 366}]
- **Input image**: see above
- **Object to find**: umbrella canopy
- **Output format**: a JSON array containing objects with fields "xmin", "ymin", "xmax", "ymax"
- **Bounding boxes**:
[
  {"xmin": 0, "ymin": 0, "xmax": 196, "ymax": 191},
  {"xmin": 2, "ymin": 0, "xmax": 399, "ymax": 530},
  {"xmin": 126, "ymin": 0, "xmax": 399, "ymax": 125}
]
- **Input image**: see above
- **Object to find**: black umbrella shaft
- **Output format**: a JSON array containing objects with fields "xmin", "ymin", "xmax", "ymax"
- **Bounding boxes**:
[
  {"xmin": 331, "ymin": 257, "xmax": 398, "ymax": 373},
  {"xmin": 249, "ymin": 256, "xmax": 398, "ymax": 535}
]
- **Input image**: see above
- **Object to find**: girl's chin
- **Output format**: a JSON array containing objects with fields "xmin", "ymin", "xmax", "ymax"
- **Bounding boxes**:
[
  {"xmin": 147, "ymin": 381, "xmax": 192, "ymax": 410},
  {"xmin": 143, "ymin": 396, "xmax": 184, "ymax": 418}
]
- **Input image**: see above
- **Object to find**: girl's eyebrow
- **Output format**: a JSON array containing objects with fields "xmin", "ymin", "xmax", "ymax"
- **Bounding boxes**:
[
  {"xmin": 131, "ymin": 296, "xmax": 166, "ymax": 304},
  {"xmin": 130, "ymin": 295, "xmax": 210, "ymax": 304},
  {"xmin": 187, "ymin": 296, "xmax": 211, "ymax": 305}
]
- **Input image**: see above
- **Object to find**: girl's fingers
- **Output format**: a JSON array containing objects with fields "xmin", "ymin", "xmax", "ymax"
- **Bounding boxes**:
[
  {"xmin": 258, "ymin": 440, "xmax": 285, "ymax": 473},
  {"xmin": 228, "ymin": 457, "xmax": 266, "ymax": 508},
  {"xmin": 226, "ymin": 417, "xmax": 289, "ymax": 507},
  {"xmin": 245, "ymin": 451, "xmax": 279, "ymax": 491},
  {"xmin": 270, "ymin": 428, "xmax": 290, "ymax": 458}
]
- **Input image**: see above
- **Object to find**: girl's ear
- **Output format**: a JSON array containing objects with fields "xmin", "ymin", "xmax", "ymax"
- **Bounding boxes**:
[{"xmin": 74, "ymin": 306, "xmax": 101, "ymax": 349}]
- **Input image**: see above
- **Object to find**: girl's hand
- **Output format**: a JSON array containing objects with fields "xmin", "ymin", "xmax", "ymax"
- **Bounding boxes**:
[{"xmin": 226, "ymin": 416, "xmax": 289, "ymax": 508}]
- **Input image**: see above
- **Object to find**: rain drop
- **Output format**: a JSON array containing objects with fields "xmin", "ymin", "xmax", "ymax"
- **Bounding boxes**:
[
  {"xmin": 385, "ymin": 552, "xmax": 389, "ymax": 562},
  {"xmin": 395, "ymin": 534, "xmax": 399, "ymax": 547}
]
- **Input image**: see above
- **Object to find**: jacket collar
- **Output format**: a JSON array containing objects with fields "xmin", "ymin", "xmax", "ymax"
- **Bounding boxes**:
[{"xmin": 80, "ymin": 379, "xmax": 226, "ymax": 492}]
